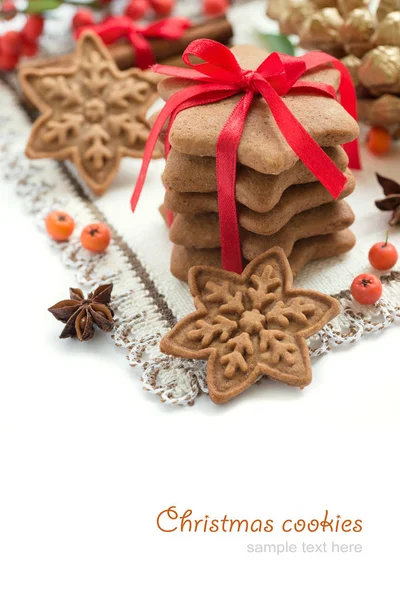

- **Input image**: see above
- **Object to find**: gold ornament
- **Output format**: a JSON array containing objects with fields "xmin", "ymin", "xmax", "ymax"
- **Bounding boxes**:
[
  {"xmin": 279, "ymin": 0, "xmax": 316, "ymax": 35},
  {"xmin": 341, "ymin": 54, "xmax": 362, "ymax": 87},
  {"xmin": 377, "ymin": 0, "xmax": 400, "ymax": 21},
  {"xmin": 372, "ymin": 11, "xmax": 400, "ymax": 46},
  {"xmin": 340, "ymin": 8, "xmax": 376, "ymax": 57},
  {"xmin": 300, "ymin": 8, "xmax": 345, "ymax": 55},
  {"xmin": 358, "ymin": 94, "xmax": 400, "ymax": 126},
  {"xmin": 267, "ymin": 0, "xmax": 287, "ymax": 21},
  {"xmin": 359, "ymin": 45, "xmax": 400, "ymax": 95},
  {"xmin": 337, "ymin": 0, "xmax": 370, "ymax": 17}
]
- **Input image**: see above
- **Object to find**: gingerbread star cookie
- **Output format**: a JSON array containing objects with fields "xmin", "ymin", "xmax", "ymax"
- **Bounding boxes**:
[
  {"xmin": 160, "ymin": 248, "xmax": 340, "ymax": 404},
  {"xmin": 19, "ymin": 31, "xmax": 161, "ymax": 195}
]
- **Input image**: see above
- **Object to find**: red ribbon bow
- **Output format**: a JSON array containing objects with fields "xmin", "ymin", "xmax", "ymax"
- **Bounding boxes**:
[
  {"xmin": 75, "ymin": 16, "xmax": 192, "ymax": 70},
  {"xmin": 131, "ymin": 39, "xmax": 361, "ymax": 273}
]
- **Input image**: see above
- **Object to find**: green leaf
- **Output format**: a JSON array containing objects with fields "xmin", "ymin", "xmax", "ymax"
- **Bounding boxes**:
[
  {"xmin": 26, "ymin": 0, "xmax": 62, "ymax": 13},
  {"xmin": 255, "ymin": 32, "xmax": 295, "ymax": 56}
]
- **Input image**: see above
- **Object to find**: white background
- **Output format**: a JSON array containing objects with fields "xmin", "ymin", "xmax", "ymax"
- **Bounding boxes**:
[{"xmin": 0, "ymin": 161, "xmax": 399, "ymax": 599}]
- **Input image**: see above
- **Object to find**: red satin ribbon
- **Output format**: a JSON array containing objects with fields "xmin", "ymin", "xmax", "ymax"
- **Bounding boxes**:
[
  {"xmin": 75, "ymin": 16, "xmax": 192, "ymax": 70},
  {"xmin": 131, "ymin": 39, "xmax": 361, "ymax": 273}
]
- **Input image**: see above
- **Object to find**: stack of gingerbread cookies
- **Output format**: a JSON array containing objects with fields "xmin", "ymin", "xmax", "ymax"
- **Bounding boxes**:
[{"xmin": 158, "ymin": 45, "xmax": 359, "ymax": 281}]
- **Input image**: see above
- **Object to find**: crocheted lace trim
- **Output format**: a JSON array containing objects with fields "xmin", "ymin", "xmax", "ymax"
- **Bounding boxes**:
[{"xmin": 2, "ymin": 77, "xmax": 399, "ymax": 407}]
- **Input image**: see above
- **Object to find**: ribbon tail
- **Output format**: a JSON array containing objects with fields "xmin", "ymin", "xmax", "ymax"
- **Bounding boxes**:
[
  {"xmin": 303, "ymin": 51, "xmax": 361, "ymax": 170},
  {"xmin": 130, "ymin": 83, "xmax": 238, "ymax": 213},
  {"xmin": 342, "ymin": 139, "xmax": 361, "ymax": 171},
  {"xmin": 162, "ymin": 87, "xmax": 239, "ymax": 227},
  {"xmin": 130, "ymin": 106, "xmax": 167, "ymax": 212},
  {"xmin": 216, "ymin": 93, "xmax": 254, "ymax": 273},
  {"xmin": 323, "ymin": 56, "xmax": 361, "ymax": 170},
  {"xmin": 336, "ymin": 62, "xmax": 361, "ymax": 170},
  {"xmin": 257, "ymin": 79, "xmax": 347, "ymax": 199},
  {"xmin": 128, "ymin": 32, "xmax": 155, "ymax": 70}
]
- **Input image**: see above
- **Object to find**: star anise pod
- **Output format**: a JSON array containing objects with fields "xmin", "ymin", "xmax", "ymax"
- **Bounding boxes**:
[
  {"xmin": 375, "ymin": 173, "xmax": 400, "ymax": 226},
  {"xmin": 48, "ymin": 284, "xmax": 114, "ymax": 341}
]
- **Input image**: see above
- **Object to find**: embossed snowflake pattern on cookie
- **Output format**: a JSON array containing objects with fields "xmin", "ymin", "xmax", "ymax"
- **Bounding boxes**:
[
  {"xmin": 19, "ymin": 31, "xmax": 161, "ymax": 195},
  {"xmin": 160, "ymin": 248, "xmax": 340, "ymax": 404}
]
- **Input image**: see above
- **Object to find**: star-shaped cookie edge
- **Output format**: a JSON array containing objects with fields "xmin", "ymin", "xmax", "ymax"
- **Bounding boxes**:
[
  {"xmin": 19, "ymin": 31, "xmax": 161, "ymax": 195},
  {"xmin": 160, "ymin": 247, "xmax": 341, "ymax": 404}
]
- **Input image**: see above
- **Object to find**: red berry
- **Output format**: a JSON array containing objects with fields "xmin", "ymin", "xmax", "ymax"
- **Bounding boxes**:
[
  {"xmin": 0, "ymin": 30, "xmax": 22, "ymax": 56},
  {"xmin": 203, "ymin": 0, "xmax": 229, "ymax": 16},
  {"xmin": 22, "ymin": 15, "xmax": 44, "ymax": 42},
  {"xmin": 0, "ymin": 52, "xmax": 19, "ymax": 70},
  {"xmin": 45, "ymin": 211, "xmax": 75, "ymax": 242},
  {"xmin": 351, "ymin": 273, "xmax": 383, "ymax": 305},
  {"xmin": 150, "ymin": 0, "xmax": 175, "ymax": 16},
  {"xmin": 2, "ymin": 0, "xmax": 15, "ymax": 10},
  {"xmin": 81, "ymin": 223, "xmax": 111, "ymax": 253},
  {"xmin": 125, "ymin": 0, "xmax": 149, "ymax": 20},
  {"xmin": 2, "ymin": 1, "xmax": 17, "ymax": 20},
  {"xmin": 21, "ymin": 38, "xmax": 38, "ymax": 58},
  {"xmin": 366, "ymin": 126, "xmax": 392, "ymax": 155},
  {"xmin": 369, "ymin": 236, "xmax": 398, "ymax": 271},
  {"xmin": 72, "ymin": 8, "xmax": 94, "ymax": 31}
]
